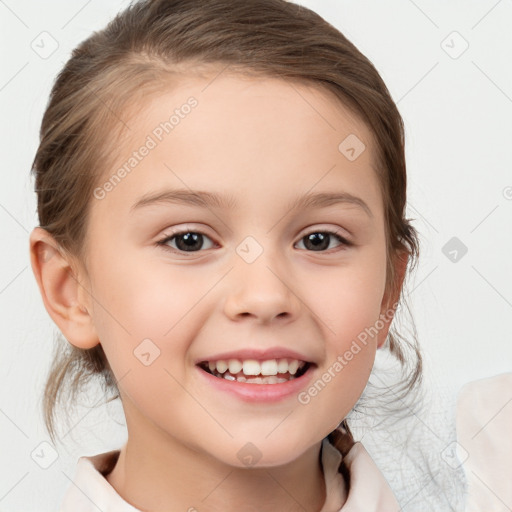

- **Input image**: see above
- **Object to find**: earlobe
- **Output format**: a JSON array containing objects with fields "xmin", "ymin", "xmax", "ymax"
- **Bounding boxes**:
[{"xmin": 29, "ymin": 227, "xmax": 99, "ymax": 349}]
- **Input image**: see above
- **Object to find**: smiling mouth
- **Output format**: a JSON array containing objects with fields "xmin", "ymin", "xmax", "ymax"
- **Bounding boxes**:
[{"xmin": 198, "ymin": 358, "xmax": 312, "ymax": 384}]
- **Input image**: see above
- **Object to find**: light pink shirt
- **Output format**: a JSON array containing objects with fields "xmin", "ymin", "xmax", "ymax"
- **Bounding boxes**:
[
  {"xmin": 456, "ymin": 372, "xmax": 512, "ymax": 512},
  {"xmin": 59, "ymin": 436, "xmax": 399, "ymax": 511}
]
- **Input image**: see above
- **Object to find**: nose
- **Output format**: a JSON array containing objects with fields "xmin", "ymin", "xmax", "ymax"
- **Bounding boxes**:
[{"xmin": 222, "ymin": 248, "xmax": 301, "ymax": 325}]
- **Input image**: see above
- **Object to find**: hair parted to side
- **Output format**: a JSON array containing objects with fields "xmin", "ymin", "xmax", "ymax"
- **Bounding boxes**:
[{"xmin": 31, "ymin": 0, "xmax": 421, "ymax": 446}]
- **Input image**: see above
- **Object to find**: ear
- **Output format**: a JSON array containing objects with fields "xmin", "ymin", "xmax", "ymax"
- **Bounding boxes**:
[
  {"xmin": 376, "ymin": 250, "xmax": 409, "ymax": 349},
  {"xmin": 29, "ymin": 227, "xmax": 99, "ymax": 349}
]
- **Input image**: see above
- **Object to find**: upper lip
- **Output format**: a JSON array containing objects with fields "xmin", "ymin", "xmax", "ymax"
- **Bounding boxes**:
[{"xmin": 195, "ymin": 347, "xmax": 315, "ymax": 365}]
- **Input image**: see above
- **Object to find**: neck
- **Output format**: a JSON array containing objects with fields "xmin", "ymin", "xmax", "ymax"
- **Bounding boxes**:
[{"xmin": 106, "ymin": 408, "xmax": 327, "ymax": 511}]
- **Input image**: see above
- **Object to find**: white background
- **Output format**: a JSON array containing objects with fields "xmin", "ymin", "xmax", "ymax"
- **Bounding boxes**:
[{"xmin": 1, "ymin": 0, "xmax": 511, "ymax": 510}]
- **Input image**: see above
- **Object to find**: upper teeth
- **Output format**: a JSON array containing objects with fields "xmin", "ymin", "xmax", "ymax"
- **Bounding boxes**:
[{"xmin": 207, "ymin": 358, "xmax": 305, "ymax": 376}]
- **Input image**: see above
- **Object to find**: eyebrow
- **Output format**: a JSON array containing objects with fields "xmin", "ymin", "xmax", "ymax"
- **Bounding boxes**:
[
  {"xmin": 130, "ymin": 188, "xmax": 372, "ymax": 217},
  {"xmin": 286, "ymin": 191, "xmax": 373, "ymax": 217},
  {"xmin": 130, "ymin": 189, "xmax": 238, "ymax": 213}
]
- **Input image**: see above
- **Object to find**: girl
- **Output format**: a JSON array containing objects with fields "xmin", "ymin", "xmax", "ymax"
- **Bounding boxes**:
[{"xmin": 28, "ymin": 0, "xmax": 466, "ymax": 510}]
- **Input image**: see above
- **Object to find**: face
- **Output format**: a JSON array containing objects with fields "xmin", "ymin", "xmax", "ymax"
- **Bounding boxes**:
[{"xmin": 78, "ymin": 72, "xmax": 391, "ymax": 467}]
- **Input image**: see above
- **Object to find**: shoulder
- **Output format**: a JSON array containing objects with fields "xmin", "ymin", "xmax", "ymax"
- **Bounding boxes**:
[
  {"xmin": 457, "ymin": 372, "xmax": 512, "ymax": 407},
  {"xmin": 456, "ymin": 372, "xmax": 512, "ymax": 512},
  {"xmin": 456, "ymin": 372, "xmax": 512, "ymax": 436}
]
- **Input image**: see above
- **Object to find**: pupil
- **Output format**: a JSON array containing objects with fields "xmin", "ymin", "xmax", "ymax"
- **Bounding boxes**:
[
  {"xmin": 305, "ymin": 233, "xmax": 329, "ymax": 251},
  {"xmin": 177, "ymin": 232, "xmax": 202, "ymax": 251}
]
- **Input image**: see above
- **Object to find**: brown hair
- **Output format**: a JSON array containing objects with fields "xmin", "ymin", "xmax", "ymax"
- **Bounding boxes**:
[{"xmin": 31, "ymin": 0, "xmax": 421, "ymax": 445}]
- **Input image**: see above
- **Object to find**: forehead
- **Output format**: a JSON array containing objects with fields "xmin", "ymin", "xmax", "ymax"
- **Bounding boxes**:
[{"xmin": 90, "ymin": 71, "xmax": 382, "ymax": 222}]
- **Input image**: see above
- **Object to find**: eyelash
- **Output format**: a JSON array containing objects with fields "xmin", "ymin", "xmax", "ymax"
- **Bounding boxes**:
[{"xmin": 156, "ymin": 228, "xmax": 353, "ymax": 255}]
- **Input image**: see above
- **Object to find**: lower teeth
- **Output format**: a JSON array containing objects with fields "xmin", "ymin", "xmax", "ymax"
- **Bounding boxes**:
[{"xmin": 213, "ymin": 371, "xmax": 293, "ymax": 384}]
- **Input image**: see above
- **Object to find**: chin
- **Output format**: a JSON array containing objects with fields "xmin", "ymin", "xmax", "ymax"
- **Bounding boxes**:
[{"xmin": 212, "ymin": 436, "xmax": 317, "ymax": 470}]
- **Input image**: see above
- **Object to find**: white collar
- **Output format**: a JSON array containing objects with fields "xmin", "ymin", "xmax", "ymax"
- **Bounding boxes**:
[
  {"xmin": 332, "ymin": 441, "xmax": 400, "ymax": 511},
  {"xmin": 59, "ymin": 437, "xmax": 398, "ymax": 511}
]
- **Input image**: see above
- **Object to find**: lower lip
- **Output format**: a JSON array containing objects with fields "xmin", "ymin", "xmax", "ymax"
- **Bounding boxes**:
[{"xmin": 196, "ymin": 365, "xmax": 315, "ymax": 403}]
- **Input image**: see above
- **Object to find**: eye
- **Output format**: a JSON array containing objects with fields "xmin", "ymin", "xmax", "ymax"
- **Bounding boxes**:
[
  {"xmin": 157, "ymin": 230, "xmax": 216, "ymax": 253},
  {"xmin": 295, "ymin": 230, "xmax": 352, "ymax": 252}
]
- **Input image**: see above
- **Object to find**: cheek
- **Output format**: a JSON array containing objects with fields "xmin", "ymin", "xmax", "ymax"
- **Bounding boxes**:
[
  {"xmin": 297, "ymin": 279, "xmax": 382, "ymax": 435},
  {"xmin": 296, "ymin": 251, "xmax": 386, "ymax": 423},
  {"xmin": 92, "ymin": 253, "xmax": 209, "ymax": 338},
  {"xmin": 305, "ymin": 254, "xmax": 387, "ymax": 348},
  {"xmin": 88, "ymin": 260, "xmax": 210, "ymax": 430},
  {"xmin": 88, "ymin": 253, "xmax": 214, "ymax": 384}
]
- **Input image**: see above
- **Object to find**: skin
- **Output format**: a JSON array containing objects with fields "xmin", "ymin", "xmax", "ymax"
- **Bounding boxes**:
[{"xmin": 30, "ymin": 71, "xmax": 406, "ymax": 511}]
